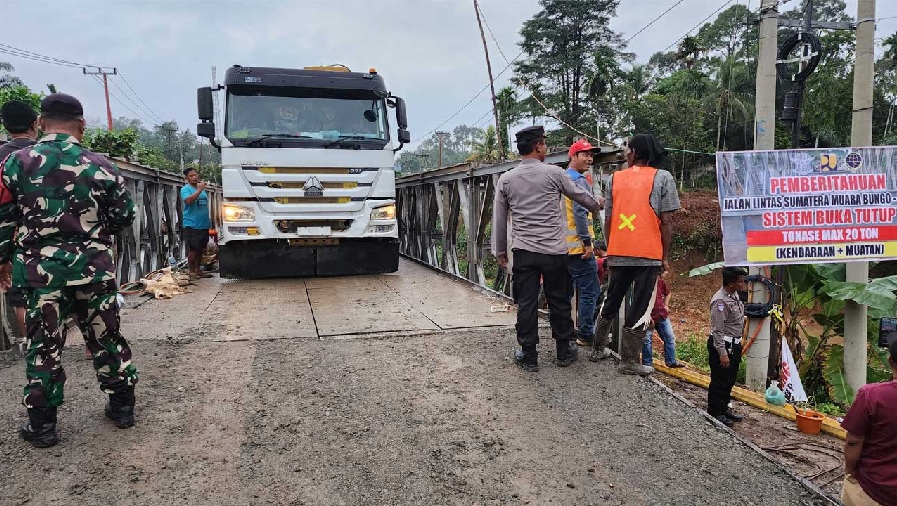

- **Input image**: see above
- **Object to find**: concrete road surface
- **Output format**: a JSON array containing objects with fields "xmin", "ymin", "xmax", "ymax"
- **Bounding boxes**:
[{"xmin": 0, "ymin": 261, "xmax": 830, "ymax": 505}]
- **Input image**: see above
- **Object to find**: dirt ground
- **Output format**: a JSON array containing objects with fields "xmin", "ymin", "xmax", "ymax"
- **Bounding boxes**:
[
  {"xmin": 0, "ymin": 263, "xmax": 833, "ymax": 506},
  {"xmin": 649, "ymin": 190, "xmax": 845, "ymax": 502}
]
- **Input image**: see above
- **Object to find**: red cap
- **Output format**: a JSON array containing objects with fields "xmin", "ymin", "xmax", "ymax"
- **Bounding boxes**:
[{"xmin": 568, "ymin": 139, "xmax": 594, "ymax": 159}]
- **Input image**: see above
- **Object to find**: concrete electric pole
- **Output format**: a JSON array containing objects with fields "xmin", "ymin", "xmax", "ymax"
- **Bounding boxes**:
[
  {"xmin": 83, "ymin": 67, "xmax": 118, "ymax": 131},
  {"xmin": 746, "ymin": 0, "xmax": 779, "ymax": 391},
  {"xmin": 845, "ymin": 0, "xmax": 876, "ymax": 393}
]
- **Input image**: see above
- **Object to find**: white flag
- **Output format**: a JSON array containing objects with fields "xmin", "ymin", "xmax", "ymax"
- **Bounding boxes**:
[{"xmin": 781, "ymin": 340, "xmax": 808, "ymax": 403}]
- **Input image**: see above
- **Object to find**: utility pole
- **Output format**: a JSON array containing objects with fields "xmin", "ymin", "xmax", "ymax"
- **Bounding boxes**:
[
  {"xmin": 746, "ymin": 0, "xmax": 779, "ymax": 391},
  {"xmin": 845, "ymin": 0, "xmax": 876, "ymax": 394},
  {"xmin": 472, "ymin": 0, "xmax": 504, "ymax": 160},
  {"xmin": 161, "ymin": 123, "xmax": 178, "ymax": 163},
  {"xmin": 436, "ymin": 131, "xmax": 448, "ymax": 168},
  {"xmin": 83, "ymin": 67, "xmax": 118, "ymax": 131}
]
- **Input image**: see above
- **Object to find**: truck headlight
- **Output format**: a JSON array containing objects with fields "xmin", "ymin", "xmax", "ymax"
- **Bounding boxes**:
[
  {"xmin": 370, "ymin": 204, "xmax": 396, "ymax": 220},
  {"xmin": 223, "ymin": 204, "xmax": 254, "ymax": 222}
]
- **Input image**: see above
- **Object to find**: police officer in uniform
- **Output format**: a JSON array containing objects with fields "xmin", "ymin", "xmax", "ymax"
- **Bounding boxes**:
[
  {"xmin": 0, "ymin": 93, "xmax": 138, "ymax": 448},
  {"xmin": 492, "ymin": 126, "xmax": 603, "ymax": 372},
  {"xmin": 708, "ymin": 266, "xmax": 748, "ymax": 427}
]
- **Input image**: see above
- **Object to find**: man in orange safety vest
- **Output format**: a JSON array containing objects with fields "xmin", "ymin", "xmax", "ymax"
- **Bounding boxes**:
[{"xmin": 589, "ymin": 134, "xmax": 680, "ymax": 376}]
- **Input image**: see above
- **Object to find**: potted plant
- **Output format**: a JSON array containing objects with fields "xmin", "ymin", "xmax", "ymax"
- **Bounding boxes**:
[{"xmin": 794, "ymin": 401, "xmax": 825, "ymax": 435}]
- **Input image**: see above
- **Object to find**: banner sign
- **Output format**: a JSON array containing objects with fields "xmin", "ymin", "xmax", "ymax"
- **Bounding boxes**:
[{"xmin": 716, "ymin": 147, "xmax": 897, "ymax": 265}]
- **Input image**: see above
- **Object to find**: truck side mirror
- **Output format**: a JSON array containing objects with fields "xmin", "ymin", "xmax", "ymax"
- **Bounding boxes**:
[
  {"xmin": 197, "ymin": 87, "xmax": 214, "ymax": 122},
  {"xmin": 197, "ymin": 122, "xmax": 215, "ymax": 139},
  {"xmin": 395, "ymin": 97, "xmax": 408, "ymax": 130},
  {"xmin": 398, "ymin": 129, "xmax": 411, "ymax": 144}
]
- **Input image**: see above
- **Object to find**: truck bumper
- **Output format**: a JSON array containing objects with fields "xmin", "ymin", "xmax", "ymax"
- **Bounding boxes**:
[{"xmin": 219, "ymin": 238, "xmax": 399, "ymax": 278}]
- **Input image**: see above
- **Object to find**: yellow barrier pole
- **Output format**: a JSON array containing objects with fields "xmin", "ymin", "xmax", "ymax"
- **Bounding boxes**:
[{"xmin": 654, "ymin": 362, "xmax": 846, "ymax": 440}]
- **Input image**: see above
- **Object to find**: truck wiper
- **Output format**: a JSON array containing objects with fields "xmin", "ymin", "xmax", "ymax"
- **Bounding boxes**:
[
  {"xmin": 244, "ymin": 134, "xmax": 313, "ymax": 147},
  {"xmin": 323, "ymin": 135, "xmax": 370, "ymax": 149}
]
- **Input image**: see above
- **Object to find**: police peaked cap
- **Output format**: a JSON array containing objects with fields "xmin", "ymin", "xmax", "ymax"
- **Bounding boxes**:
[
  {"xmin": 40, "ymin": 93, "xmax": 84, "ymax": 118},
  {"xmin": 515, "ymin": 125, "xmax": 547, "ymax": 144}
]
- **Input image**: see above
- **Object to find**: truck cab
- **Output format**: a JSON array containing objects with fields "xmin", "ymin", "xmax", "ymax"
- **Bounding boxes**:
[{"xmin": 197, "ymin": 65, "xmax": 410, "ymax": 278}]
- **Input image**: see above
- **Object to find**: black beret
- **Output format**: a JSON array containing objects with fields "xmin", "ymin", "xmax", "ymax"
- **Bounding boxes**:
[
  {"xmin": 515, "ymin": 125, "xmax": 546, "ymax": 144},
  {"xmin": 40, "ymin": 93, "xmax": 84, "ymax": 118},
  {"xmin": 0, "ymin": 100, "xmax": 38, "ymax": 132}
]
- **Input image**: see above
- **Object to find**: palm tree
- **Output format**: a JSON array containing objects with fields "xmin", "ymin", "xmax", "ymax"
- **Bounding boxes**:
[
  {"xmin": 0, "ymin": 61, "xmax": 24, "ymax": 89},
  {"xmin": 496, "ymin": 86, "xmax": 523, "ymax": 159},
  {"xmin": 468, "ymin": 125, "xmax": 501, "ymax": 163}
]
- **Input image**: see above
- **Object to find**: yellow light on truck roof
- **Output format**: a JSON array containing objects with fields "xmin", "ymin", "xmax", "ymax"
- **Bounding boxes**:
[{"xmin": 303, "ymin": 65, "xmax": 351, "ymax": 72}]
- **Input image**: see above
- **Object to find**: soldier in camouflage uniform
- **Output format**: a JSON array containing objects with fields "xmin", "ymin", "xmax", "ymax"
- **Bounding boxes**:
[{"xmin": 0, "ymin": 94, "xmax": 138, "ymax": 448}]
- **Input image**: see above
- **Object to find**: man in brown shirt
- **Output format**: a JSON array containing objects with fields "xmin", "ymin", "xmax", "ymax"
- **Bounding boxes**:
[{"xmin": 492, "ymin": 126, "xmax": 602, "ymax": 372}]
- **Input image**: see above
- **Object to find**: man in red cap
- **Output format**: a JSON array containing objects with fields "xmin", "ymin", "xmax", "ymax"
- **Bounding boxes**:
[{"xmin": 563, "ymin": 139, "xmax": 603, "ymax": 347}]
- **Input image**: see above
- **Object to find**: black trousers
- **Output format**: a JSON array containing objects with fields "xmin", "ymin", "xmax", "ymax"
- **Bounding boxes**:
[
  {"xmin": 707, "ymin": 339, "xmax": 742, "ymax": 416},
  {"xmin": 598, "ymin": 265, "xmax": 660, "ymax": 330},
  {"xmin": 512, "ymin": 249, "xmax": 574, "ymax": 349}
]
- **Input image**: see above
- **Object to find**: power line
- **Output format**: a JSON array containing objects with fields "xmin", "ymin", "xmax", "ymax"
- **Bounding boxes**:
[
  {"xmin": 89, "ymin": 74, "xmax": 157, "ymax": 127},
  {"xmin": 476, "ymin": 4, "xmax": 512, "ymax": 67},
  {"xmin": 475, "ymin": 6, "xmax": 616, "ymax": 147},
  {"xmin": 117, "ymin": 73, "xmax": 166, "ymax": 124},
  {"xmin": 109, "ymin": 75, "xmax": 164, "ymax": 124},
  {"xmin": 662, "ymin": 0, "xmax": 737, "ymax": 53},
  {"xmin": 623, "ymin": 0, "xmax": 690, "ymax": 44},
  {"xmin": 418, "ymin": 50, "xmax": 524, "ymax": 144},
  {"xmin": 0, "ymin": 43, "xmax": 98, "ymax": 68},
  {"xmin": 0, "ymin": 42, "xmax": 165, "ymax": 126}
]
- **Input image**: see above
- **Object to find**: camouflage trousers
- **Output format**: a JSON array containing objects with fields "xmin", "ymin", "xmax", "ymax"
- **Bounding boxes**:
[{"xmin": 22, "ymin": 280, "xmax": 138, "ymax": 408}]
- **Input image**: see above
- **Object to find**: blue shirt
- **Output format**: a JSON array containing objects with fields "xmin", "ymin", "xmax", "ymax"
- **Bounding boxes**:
[{"xmin": 181, "ymin": 184, "xmax": 211, "ymax": 230}]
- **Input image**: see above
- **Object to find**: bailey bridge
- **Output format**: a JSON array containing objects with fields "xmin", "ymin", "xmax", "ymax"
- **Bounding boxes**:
[{"xmin": 0, "ymin": 152, "xmax": 835, "ymax": 505}]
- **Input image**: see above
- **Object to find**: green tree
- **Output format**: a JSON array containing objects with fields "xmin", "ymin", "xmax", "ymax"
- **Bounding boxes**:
[
  {"xmin": 83, "ymin": 128, "xmax": 139, "ymax": 158},
  {"xmin": 394, "ymin": 125, "xmax": 483, "ymax": 173},
  {"xmin": 496, "ymin": 86, "xmax": 523, "ymax": 158},
  {"xmin": 514, "ymin": 0, "xmax": 626, "ymax": 144},
  {"xmin": 0, "ymin": 62, "xmax": 24, "ymax": 89},
  {"xmin": 468, "ymin": 125, "xmax": 501, "ymax": 163}
]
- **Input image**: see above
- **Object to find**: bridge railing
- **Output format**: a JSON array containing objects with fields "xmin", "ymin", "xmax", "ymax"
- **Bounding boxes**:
[
  {"xmin": 112, "ymin": 157, "xmax": 221, "ymax": 284},
  {"xmin": 396, "ymin": 149, "xmax": 622, "ymax": 295},
  {"xmin": 0, "ymin": 157, "xmax": 220, "ymax": 351}
]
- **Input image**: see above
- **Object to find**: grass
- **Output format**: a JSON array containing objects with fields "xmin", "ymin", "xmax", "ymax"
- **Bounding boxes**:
[{"xmin": 676, "ymin": 333, "xmax": 746, "ymax": 384}]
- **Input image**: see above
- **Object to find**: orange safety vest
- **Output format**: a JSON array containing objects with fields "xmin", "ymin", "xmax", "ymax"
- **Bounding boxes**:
[{"xmin": 608, "ymin": 166, "xmax": 663, "ymax": 260}]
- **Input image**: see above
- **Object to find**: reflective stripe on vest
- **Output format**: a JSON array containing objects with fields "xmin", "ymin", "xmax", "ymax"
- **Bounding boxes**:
[
  {"xmin": 607, "ymin": 166, "xmax": 663, "ymax": 260},
  {"xmin": 564, "ymin": 193, "xmax": 595, "ymax": 255}
]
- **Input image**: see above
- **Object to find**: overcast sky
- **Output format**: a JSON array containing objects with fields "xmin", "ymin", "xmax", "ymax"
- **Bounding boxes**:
[{"xmin": 2, "ymin": 0, "xmax": 892, "ymax": 150}]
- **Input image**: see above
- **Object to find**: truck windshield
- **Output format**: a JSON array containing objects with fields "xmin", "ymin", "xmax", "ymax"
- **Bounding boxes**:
[{"xmin": 225, "ymin": 91, "xmax": 388, "ymax": 146}]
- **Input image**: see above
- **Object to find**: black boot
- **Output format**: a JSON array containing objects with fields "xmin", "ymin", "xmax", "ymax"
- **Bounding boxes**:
[
  {"xmin": 618, "ymin": 327, "xmax": 655, "ymax": 376},
  {"xmin": 514, "ymin": 346, "xmax": 539, "ymax": 372},
  {"xmin": 589, "ymin": 317, "xmax": 614, "ymax": 361},
  {"xmin": 105, "ymin": 387, "xmax": 136, "ymax": 429},
  {"xmin": 555, "ymin": 339, "xmax": 578, "ymax": 367},
  {"xmin": 20, "ymin": 407, "xmax": 59, "ymax": 448}
]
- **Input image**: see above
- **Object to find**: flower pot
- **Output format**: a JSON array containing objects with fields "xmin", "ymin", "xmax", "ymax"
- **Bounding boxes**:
[{"xmin": 795, "ymin": 408, "xmax": 824, "ymax": 435}]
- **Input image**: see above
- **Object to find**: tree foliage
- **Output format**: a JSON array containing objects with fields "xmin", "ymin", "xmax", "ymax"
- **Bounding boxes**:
[{"xmin": 513, "ymin": 0, "xmax": 628, "ymax": 145}]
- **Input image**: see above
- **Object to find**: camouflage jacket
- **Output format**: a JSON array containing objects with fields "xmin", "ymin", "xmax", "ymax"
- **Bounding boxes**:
[{"xmin": 0, "ymin": 133, "xmax": 135, "ymax": 288}]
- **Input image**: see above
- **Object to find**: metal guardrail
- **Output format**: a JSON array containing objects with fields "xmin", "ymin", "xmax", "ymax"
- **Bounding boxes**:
[
  {"xmin": 112, "ymin": 157, "xmax": 221, "ymax": 284},
  {"xmin": 395, "ymin": 148, "xmax": 623, "ymax": 294},
  {"xmin": 0, "ymin": 156, "xmax": 220, "ymax": 351}
]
